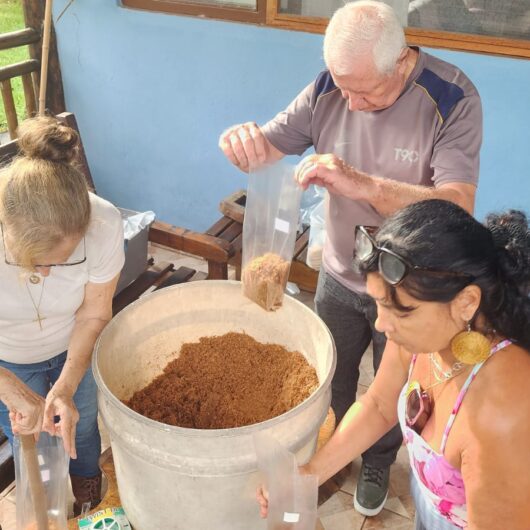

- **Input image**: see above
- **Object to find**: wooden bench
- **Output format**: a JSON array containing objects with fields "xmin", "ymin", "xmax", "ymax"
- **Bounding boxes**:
[{"xmin": 168, "ymin": 189, "xmax": 319, "ymax": 292}]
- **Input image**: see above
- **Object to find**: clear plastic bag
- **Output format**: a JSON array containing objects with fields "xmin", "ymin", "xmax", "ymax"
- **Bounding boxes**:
[
  {"xmin": 306, "ymin": 197, "xmax": 327, "ymax": 272},
  {"xmin": 14, "ymin": 433, "xmax": 70, "ymax": 530},
  {"xmin": 242, "ymin": 162, "xmax": 302, "ymax": 311},
  {"xmin": 299, "ymin": 185, "xmax": 325, "ymax": 227},
  {"xmin": 254, "ymin": 432, "xmax": 318, "ymax": 530}
]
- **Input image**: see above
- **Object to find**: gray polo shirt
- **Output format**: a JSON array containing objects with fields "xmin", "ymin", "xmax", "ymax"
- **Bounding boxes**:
[{"xmin": 262, "ymin": 48, "xmax": 482, "ymax": 293}]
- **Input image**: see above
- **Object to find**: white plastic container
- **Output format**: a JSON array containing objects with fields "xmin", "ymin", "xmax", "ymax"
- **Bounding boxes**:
[{"xmin": 93, "ymin": 280, "xmax": 335, "ymax": 530}]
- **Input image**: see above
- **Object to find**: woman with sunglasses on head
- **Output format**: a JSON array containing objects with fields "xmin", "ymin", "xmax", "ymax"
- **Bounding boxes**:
[
  {"xmin": 0, "ymin": 117, "xmax": 124, "ymax": 515},
  {"xmin": 258, "ymin": 199, "xmax": 530, "ymax": 529}
]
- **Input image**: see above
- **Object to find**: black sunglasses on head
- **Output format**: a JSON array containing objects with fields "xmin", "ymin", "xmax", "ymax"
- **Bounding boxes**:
[{"xmin": 354, "ymin": 225, "xmax": 474, "ymax": 286}]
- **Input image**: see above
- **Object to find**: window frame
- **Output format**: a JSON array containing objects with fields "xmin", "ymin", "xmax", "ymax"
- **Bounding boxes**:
[
  {"xmin": 123, "ymin": 0, "xmax": 530, "ymax": 59},
  {"xmin": 122, "ymin": 0, "xmax": 267, "ymax": 24}
]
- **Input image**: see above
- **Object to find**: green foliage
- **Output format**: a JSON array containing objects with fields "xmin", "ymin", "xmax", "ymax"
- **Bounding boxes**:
[{"xmin": 0, "ymin": 0, "xmax": 30, "ymax": 134}]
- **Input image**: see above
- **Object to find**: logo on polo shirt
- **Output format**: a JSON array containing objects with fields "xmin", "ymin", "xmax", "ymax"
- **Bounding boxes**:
[{"xmin": 394, "ymin": 148, "xmax": 419, "ymax": 163}]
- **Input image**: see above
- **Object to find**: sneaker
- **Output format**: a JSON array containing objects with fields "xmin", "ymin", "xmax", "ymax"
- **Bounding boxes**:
[
  {"xmin": 353, "ymin": 462, "xmax": 390, "ymax": 516},
  {"xmin": 71, "ymin": 471, "xmax": 103, "ymax": 517}
]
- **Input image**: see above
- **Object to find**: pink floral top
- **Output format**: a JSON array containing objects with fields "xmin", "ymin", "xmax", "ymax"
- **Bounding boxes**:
[{"xmin": 397, "ymin": 340, "xmax": 512, "ymax": 528}]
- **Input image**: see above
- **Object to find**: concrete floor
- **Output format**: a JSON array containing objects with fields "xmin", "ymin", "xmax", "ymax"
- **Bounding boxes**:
[{"xmin": 0, "ymin": 244, "xmax": 415, "ymax": 530}]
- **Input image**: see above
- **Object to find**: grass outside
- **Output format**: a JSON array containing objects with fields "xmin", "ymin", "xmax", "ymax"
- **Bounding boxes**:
[{"xmin": 0, "ymin": 0, "xmax": 30, "ymax": 133}]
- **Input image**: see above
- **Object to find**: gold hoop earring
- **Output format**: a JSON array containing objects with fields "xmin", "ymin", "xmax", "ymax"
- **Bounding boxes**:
[{"xmin": 450, "ymin": 322, "xmax": 491, "ymax": 365}]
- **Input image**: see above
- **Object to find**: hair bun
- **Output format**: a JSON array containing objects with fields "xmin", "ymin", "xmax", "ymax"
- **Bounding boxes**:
[
  {"xmin": 486, "ymin": 210, "xmax": 530, "ymax": 289},
  {"xmin": 17, "ymin": 116, "xmax": 79, "ymax": 163}
]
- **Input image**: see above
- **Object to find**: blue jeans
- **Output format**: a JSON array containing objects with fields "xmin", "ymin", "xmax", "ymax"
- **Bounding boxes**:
[
  {"xmin": 0, "ymin": 351, "xmax": 101, "ymax": 477},
  {"xmin": 315, "ymin": 268, "xmax": 402, "ymax": 468}
]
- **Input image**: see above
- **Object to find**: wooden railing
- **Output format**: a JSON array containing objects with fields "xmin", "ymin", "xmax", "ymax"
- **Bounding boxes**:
[
  {"xmin": 0, "ymin": 28, "xmax": 40, "ymax": 139},
  {"xmin": 1, "ymin": 0, "xmax": 67, "ymax": 141}
]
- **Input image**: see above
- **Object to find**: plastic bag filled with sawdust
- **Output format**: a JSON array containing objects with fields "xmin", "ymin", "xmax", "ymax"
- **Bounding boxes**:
[{"xmin": 242, "ymin": 162, "xmax": 302, "ymax": 311}]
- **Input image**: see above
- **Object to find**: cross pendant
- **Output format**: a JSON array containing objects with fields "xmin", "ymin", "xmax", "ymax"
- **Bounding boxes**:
[{"xmin": 34, "ymin": 314, "xmax": 46, "ymax": 330}]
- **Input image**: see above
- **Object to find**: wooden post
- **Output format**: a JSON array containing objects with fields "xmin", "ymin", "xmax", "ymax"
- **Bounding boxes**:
[
  {"xmin": 208, "ymin": 261, "xmax": 228, "ymax": 280},
  {"xmin": 22, "ymin": 73, "xmax": 37, "ymax": 117},
  {"xmin": 0, "ymin": 80, "xmax": 19, "ymax": 139},
  {"xmin": 22, "ymin": 0, "xmax": 65, "ymax": 116},
  {"xmin": 38, "ymin": 0, "xmax": 54, "ymax": 116}
]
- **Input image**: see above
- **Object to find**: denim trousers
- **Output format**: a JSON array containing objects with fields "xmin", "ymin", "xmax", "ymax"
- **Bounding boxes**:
[
  {"xmin": 0, "ymin": 351, "xmax": 101, "ymax": 477},
  {"xmin": 315, "ymin": 268, "xmax": 403, "ymax": 468}
]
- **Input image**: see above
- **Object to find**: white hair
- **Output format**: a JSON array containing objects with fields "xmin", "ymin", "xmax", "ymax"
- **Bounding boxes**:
[{"xmin": 323, "ymin": 1, "xmax": 407, "ymax": 77}]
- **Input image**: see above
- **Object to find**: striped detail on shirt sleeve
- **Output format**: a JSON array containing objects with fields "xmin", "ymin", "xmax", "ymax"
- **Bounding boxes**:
[
  {"xmin": 414, "ymin": 69, "xmax": 465, "ymax": 124},
  {"xmin": 311, "ymin": 70, "xmax": 338, "ymax": 110}
]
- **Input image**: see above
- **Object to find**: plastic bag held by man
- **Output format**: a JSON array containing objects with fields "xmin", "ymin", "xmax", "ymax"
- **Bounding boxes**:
[{"xmin": 242, "ymin": 163, "xmax": 302, "ymax": 311}]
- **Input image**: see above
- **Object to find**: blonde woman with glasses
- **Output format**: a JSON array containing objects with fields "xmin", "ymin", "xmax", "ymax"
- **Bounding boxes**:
[{"xmin": 0, "ymin": 117, "xmax": 124, "ymax": 515}]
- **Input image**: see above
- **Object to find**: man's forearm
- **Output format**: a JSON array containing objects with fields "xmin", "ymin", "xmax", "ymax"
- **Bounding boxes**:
[
  {"xmin": 262, "ymin": 135, "xmax": 287, "ymax": 166},
  {"xmin": 347, "ymin": 168, "xmax": 475, "ymax": 216}
]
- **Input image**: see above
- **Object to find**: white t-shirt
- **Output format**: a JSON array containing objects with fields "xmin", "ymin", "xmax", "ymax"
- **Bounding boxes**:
[{"xmin": 0, "ymin": 193, "xmax": 125, "ymax": 364}]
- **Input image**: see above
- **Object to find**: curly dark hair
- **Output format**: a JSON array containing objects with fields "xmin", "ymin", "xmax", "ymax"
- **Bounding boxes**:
[{"xmin": 357, "ymin": 199, "xmax": 530, "ymax": 350}]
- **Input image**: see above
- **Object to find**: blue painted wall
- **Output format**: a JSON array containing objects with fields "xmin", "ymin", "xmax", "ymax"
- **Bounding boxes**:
[{"xmin": 53, "ymin": 1, "xmax": 529, "ymax": 230}]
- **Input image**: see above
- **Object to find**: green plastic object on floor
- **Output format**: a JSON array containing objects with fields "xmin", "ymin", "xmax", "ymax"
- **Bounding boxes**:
[{"xmin": 77, "ymin": 508, "xmax": 131, "ymax": 530}]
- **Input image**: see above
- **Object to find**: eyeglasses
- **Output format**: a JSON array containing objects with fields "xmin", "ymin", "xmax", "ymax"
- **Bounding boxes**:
[
  {"xmin": 354, "ymin": 225, "xmax": 475, "ymax": 286},
  {"xmin": 1, "ymin": 223, "xmax": 86, "ymax": 268},
  {"xmin": 405, "ymin": 380, "xmax": 431, "ymax": 434}
]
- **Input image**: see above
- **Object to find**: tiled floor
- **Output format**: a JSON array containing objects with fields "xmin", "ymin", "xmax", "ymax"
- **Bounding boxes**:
[
  {"xmin": 316, "ymin": 448, "xmax": 415, "ymax": 530},
  {"xmin": 0, "ymin": 244, "xmax": 414, "ymax": 530}
]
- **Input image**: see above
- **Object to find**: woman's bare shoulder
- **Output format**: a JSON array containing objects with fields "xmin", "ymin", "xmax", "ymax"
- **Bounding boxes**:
[
  {"xmin": 467, "ymin": 343, "xmax": 530, "ymax": 436},
  {"xmin": 483, "ymin": 342, "xmax": 530, "ymax": 385}
]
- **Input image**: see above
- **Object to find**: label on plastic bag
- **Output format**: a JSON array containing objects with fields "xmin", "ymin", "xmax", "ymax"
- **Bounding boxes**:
[
  {"xmin": 274, "ymin": 218, "xmax": 290, "ymax": 234},
  {"xmin": 283, "ymin": 512, "xmax": 301, "ymax": 523}
]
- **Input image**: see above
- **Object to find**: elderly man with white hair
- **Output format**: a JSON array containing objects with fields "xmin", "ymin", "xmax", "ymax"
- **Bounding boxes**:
[{"xmin": 219, "ymin": 0, "xmax": 482, "ymax": 516}]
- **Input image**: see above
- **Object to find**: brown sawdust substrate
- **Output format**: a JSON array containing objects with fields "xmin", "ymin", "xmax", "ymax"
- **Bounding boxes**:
[
  {"xmin": 242, "ymin": 252, "xmax": 291, "ymax": 311},
  {"xmin": 126, "ymin": 332, "xmax": 318, "ymax": 429}
]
